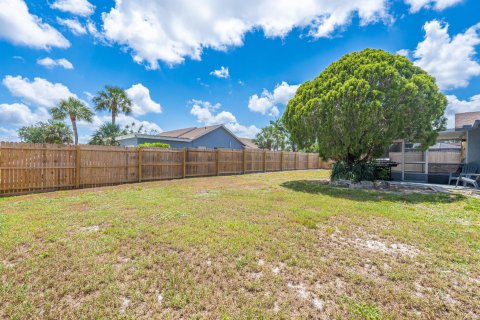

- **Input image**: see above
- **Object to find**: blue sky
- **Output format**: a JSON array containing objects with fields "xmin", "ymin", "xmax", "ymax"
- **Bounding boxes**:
[{"xmin": 1, "ymin": 0, "xmax": 479, "ymax": 142}]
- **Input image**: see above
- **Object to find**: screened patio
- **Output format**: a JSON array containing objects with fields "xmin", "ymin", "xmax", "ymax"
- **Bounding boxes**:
[{"xmin": 389, "ymin": 124, "xmax": 480, "ymax": 184}]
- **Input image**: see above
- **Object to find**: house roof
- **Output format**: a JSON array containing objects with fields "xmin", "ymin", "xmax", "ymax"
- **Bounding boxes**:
[
  {"xmin": 159, "ymin": 125, "xmax": 223, "ymax": 140},
  {"xmin": 116, "ymin": 124, "xmax": 247, "ymax": 147},
  {"xmin": 239, "ymin": 138, "xmax": 259, "ymax": 149}
]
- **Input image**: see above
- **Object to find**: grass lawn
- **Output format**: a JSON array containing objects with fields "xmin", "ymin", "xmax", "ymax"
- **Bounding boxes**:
[{"xmin": 1, "ymin": 170, "xmax": 479, "ymax": 319}]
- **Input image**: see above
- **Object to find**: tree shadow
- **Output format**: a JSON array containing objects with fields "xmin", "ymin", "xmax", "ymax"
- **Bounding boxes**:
[{"xmin": 280, "ymin": 180, "xmax": 467, "ymax": 204}]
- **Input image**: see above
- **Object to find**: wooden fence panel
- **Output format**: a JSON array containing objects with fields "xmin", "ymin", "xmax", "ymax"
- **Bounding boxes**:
[
  {"xmin": 218, "ymin": 149, "xmax": 243, "ymax": 175},
  {"xmin": 245, "ymin": 150, "xmax": 264, "ymax": 173},
  {"xmin": 298, "ymin": 153, "xmax": 308, "ymax": 170},
  {"xmin": 307, "ymin": 154, "xmax": 318, "ymax": 169},
  {"xmin": 142, "ymin": 148, "xmax": 183, "ymax": 181},
  {"xmin": 186, "ymin": 149, "xmax": 216, "ymax": 177},
  {"xmin": 0, "ymin": 142, "xmax": 325, "ymax": 196},
  {"xmin": 79, "ymin": 145, "xmax": 138, "ymax": 188},
  {"xmin": 319, "ymin": 159, "xmax": 332, "ymax": 169},
  {"xmin": 0, "ymin": 142, "xmax": 76, "ymax": 195},
  {"xmin": 282, "ymin": 152, "xmax": 296, "ymax": 170},
  {"xmin": 265, "ymin": 151, "xmax": 282, "ymax": 171}
]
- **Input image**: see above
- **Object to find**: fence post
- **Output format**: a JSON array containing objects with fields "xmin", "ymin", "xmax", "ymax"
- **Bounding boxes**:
[
  {"xmin": 138, "ymin": 148, "xmax": 142, "ymax": 182},
  {"xmin": 216, "ymin": 149, "xmax": 220, "ymax": 176},
  {"xmin": 263, "ymin": 150, "xmax": 267, "ymax": 172},
  {"xmin": 182, "ymin": 148, "xmax": 186, "ymax": 178},
  {"xmin": 280, "ymin": 151, "xmax": 283, "ymax": 171},
  {"xmin": 243, "ymin": 149, "xmax": 247, "ymax": 174},
  {"xmin": 307, "ymin": 153, "xmax": 309, "ymax": 169},
  {"xmin": 294, "ymin": 152, "xmax": 298, "ymax": 170},
  {"xmin": 75, "ymin": 145, "xmax": 81, "ymax": 188}
]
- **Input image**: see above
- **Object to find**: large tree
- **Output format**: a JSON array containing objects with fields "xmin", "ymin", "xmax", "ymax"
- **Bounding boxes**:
[
  {"xmin": 283, "ymin": 49, "xmax": 446, "ymax": 166},
  {"xmin": 253, "ymin": 119, "xmax": 296, "ymax": 151},
  {"xmin": 51, "ymin": 97, "xmax": 94, "ymax": 145},
  {"xmin": 93, "ymin": 86, "xmax": 132, "ymax": 125},
  {"xmin": 19, "ymin": 120, "xmax": 73, "ymax": 144}
]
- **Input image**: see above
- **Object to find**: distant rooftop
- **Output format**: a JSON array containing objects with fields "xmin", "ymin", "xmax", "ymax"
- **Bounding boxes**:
[
  {"xmin": 238, "ymin": 138, "xmax": 259, "ymax": 149},
  {"xmin": 455, "ymin": 111, "xmax": 480, "ymax": 129},
  {"xmin": 159, "ymin": 125, "xmax": 222, "ymax": 140}
]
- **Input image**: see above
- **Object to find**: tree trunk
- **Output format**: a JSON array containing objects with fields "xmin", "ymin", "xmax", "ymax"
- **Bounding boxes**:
[
  {"xmin": 111, "ymin": 110, "xmax": 115, "ymax": 126},
  {"xmin": 111, "ymin": 103, "xmax": 117, "ymax": 125},
  {"xmin": 71, "ymin": 117, "xmax": 78, "ymax": 145}
]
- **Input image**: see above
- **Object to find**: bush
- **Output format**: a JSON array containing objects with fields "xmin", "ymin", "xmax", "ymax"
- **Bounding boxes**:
[
  {"xmin": 137, "ymin": 142, "xmax": 170, "ymax": 148},
  {"xmin": 331, "ymin": 161, "xmax": 376, "ymax": 182},
  {"xmin": 374, "ymin": 166, "xmax": 390, "ymax": 181}
]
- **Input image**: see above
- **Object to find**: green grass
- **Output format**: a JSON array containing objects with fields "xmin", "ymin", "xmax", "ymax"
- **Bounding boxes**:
[{"xmin": 0, "ymin": 170, "xmax": 479, "ymax": 319}]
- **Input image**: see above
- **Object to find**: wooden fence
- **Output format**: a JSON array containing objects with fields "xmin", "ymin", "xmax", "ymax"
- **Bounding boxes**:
[{"xmin": 0, "ymin": 142, "xmax": 330, "ymax": 196}]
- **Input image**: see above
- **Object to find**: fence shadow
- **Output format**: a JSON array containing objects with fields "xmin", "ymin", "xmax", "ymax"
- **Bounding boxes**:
[{"xmin": 280, "ymin": 180, "xmax": 467, "ymax": 204}]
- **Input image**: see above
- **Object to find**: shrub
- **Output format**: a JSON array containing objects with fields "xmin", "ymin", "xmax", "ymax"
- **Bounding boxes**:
[
  {"xmin": 331, "ymin": 161, "xmax": 376, "ymax": 182},
  {"xmin": 137, "ymin": 142, "xmax": 170, "ymax": 148},
  {"xmin": 374, "ymin": 166, "xmax": 390, "ymax": 181}
]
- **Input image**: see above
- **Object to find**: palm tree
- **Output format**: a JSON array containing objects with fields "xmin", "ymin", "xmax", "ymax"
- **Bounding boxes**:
[
  {"xmin": 51, "ymin": 97, "xmax": 94, "ymax": 145},
  {"xmin": 93, "ymin": 86, "xmax": 132, "ymax": 126},
  {"xmin": 88, "ymin": 122, "xmax": 126, "ymax": 146}
]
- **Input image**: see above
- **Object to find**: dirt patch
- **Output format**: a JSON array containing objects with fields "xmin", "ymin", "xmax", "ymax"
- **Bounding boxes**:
[
  {"xmin": 312, "ymin": 297, "xmax": 325, "ymax": 311},
  {"xmin": 287, "ymin": 282, "xmax": 326, "ymax": 312},
  {"xmin": 79, "ymin": 225, "xmax": 100, "ymax": 233},
  {"xmin": 287, "ymin": 282, "xmax": 309, "ymax": 299},
  {"xmin": 1, "ymin": 260, "xmax": 16, "ymax": 268},
  {"xmin": 249, "ymin": 271, "xmax": 263, "ymax": 279},
  {"xmin": 120, "ymin": 297, "xmax": 131, "ymax": 314},
  {"xmin": 340, "ymin": 236, "xmax": 420, "ymax": 258}
]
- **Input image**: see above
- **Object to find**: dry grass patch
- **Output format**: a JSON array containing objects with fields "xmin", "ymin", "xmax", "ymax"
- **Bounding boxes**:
[{"xmin": 0, "ymin": 170, "xmax": 479, "ymax": 319}]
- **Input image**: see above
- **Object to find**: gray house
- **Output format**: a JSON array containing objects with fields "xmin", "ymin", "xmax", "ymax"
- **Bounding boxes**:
[{"xmin": 117, "ymin": 124, "xmax": 258, "ymax": 149}]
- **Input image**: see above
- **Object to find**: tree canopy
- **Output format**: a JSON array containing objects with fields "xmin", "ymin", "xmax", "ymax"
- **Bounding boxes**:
[
  {"xmin": 89, "ymin": 123, "xmax": 126, "ymax": 146},
  {"xmin": 51, "ymin": 97, "xmax": 94, "ymax": 145},
  {"xmin": 283, "ymin": 49, "xmax": 447, "ymax": 164},
  {"xmin": 253, "ymin": 119, "xmax": 296, "ymax": 151},
  {"xmin": 19, "ymin": 120, "xmax": 73, "ymax": 144},
  {"xmin": 93, "ymin": 86, "xmax": 132, "ymax": 126}
]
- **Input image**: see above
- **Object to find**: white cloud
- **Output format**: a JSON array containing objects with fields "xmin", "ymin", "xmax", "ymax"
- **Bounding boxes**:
[
  {"xmin": 412, "ymin": 20, "xmax": 480, "ymax": 90},
  {"xmin": 0, "ymin": 103, "xmax": 49, "ymax": 125},
  {"xmin": 272, "ymin": 81, "xmax": 300, "ymax": 104},
  {"xmin": 248, "ymin": 90, "xmax": 278, "ymax": 116},
  {"xmin": 0, "ymin": 127, "xmax": 19, "ymax": 142},
  {"xmin": 189, "ymin": 99, "xmax": 260, "ymax": 138},
  {"xmin": 190, "ymin": 100, "xmax": 236, "ymax": 125},
  {"xmin": 37, "ymin": 57, "xmax": 74, "ymax": 70},
  {"xmin": 396, "ymin": 49, "xmax": 409, "ymax": 57},
  {"xmin": 2, "ymin": 75, "xmax": 77, "ymax": 108},
  {"xmin": 102, "ymin": 0, "xmax": 390, "ymax": 68},
  {"xmin": 210, "ymin": 66, "xmax": 230, "ymax": 79},
  {"xmin": 445, "ymin": 94, "xmax": 480, "ymax": 128},
  {"xmin": 248, "ymin": 81, "xmax": 299, "ymax": 117},
  {"xmin": 113, "ymin": 114, "xmax": 163, "ymax": 133},
  {"xmin": 50, "ymin": 0, "xmax": 95, "ymax": 17},
  {"xmin": 57, "ymin": 17, "xmax": 87, "ymax": 35},
  {"xmin": 224, "ymin": 122, "xmax": 261, "ymax": 139},
  {"xmin": 404, "ymin": 0, "xmax": 463, "ymax": 12},
  {"xmin": 88, "ymin": 114, "xmax": 162, "ymax": 134},
  {"xmin": 126, "ymin": 83, "xmax": 162, "ymax": 115},
  {"xmin": 0, "ymin": 0, "xmax": 69, "ymax": 49}
]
